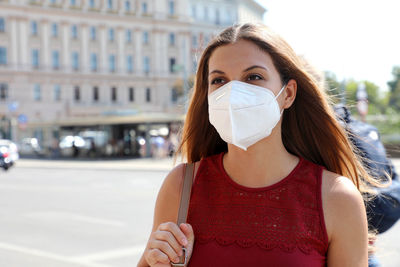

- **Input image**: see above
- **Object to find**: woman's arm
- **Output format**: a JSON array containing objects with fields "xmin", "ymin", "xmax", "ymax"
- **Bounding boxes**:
[{"xmin": 322, "ymin": 171, "xmax": 369, "ymax": 267}]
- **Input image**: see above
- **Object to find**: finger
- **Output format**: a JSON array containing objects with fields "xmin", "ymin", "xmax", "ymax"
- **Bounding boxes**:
[
  {"xmin": 146, "ymin": 248, "xmax": 170, "ymax": 266},
  {"xmin": 154, "ymin": 230, "xmax": 183, "ymax": 256},
  {"xmin": 158, "ymin": 222, "xmax": 188, "ymax": 247},
  {"xmin": 149, "ymin": 240, "xmax": 180, "ymax": 263},
  {"xmin": 180, "ymin": 223, "xmax": 195, "ymax": 245}
]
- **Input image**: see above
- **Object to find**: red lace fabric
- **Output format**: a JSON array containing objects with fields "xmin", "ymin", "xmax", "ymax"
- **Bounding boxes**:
[{"xmin": 187, "ymin": 152, "xmax": 329, "ymax": 267}]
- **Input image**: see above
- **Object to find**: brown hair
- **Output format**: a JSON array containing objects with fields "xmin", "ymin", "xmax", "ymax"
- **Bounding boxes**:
[{"xmin": 177, "ymin": 23, "xmax": 380, "ymax": 193}]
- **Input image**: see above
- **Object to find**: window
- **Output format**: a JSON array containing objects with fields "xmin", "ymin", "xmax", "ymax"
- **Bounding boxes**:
[
  {"xmin": 128, "ymin": 87, "xmax": 134, "ymax": 102},
  {"xmin": 70, "ymin": 0, "xmax": 76, "ymax": 6},
  {"xmin": 111, "ymin": 87, "xmax": 117, "ymax": 102},
  {"xmin": 169, "ymin": 58, "xmax": 176, "ymax": 73},
  {"xmin": 89, "ymin": 0, "xmax": 95, "ymax": 8},
  {"xmin": 93, "ymin": 86, "xmax": 99, "ymax": 101},
  {"xmin": 215, "ymin": 9, "xmax": 220, "ymax": 25},
  {"xmin": 204, "ymin": 6, "xmax": 208, "ymax": 21},
  {"xmin": 107, "ymin": 0, "xmax": 113, "ymax": 9},
  {"xmin": 126, "ymin": 29, "xmax": 132, "ymax": 43},
  {"xmin": 33, "ymin": 84, "xmax": 41, "ymax": 101},
  {"xmin": 74, "ymin": 86, "xmax": 80, "ymax": 101},
  {"xmin": 90, "ymin": 26, "xmax": 96, "ymax": 40},
  {"xmin": 32, "ymin": 49, "xmax": 39, "ymax": 68},
  {"xmin": 71, "ymin": 25, "xmax": 78, "ymax": 39},
  {"xmin": 145, "ymin": 88, "xmax": 151, "ymax": 102},
  {"xmin": 54, "ymin": 85, "xmax": 61, "ymax": 101},
  {"xmin": 143, "ymin": 31, "xmax": 149, "ymax": 44},
  {"xmin": 52, "ymin": 23, "xmax": 58, "ymax": 37},
  {"xmin": 31, "ymin": 21, "xmax": 38, "ymax": 36},
  {"xmin": 142, "ymin": 2, "xmax": 148, "ymax": 14},
  {"xmin": 72, "ymin": 52, "xmax": 79, "ymax": 70},
  {"xmin": 169, "ymin": 1, "xmax": 175, "ymax": 16},
  {"xmin": 143, "ymin": 56, "xmax": 150, "ymax": 74},
  {"xmin": 90, "ymin": 53, "xmax": 97, "ymax": 71},
  {"xmin": 126, "ymin": 55, "xmax": 133, "ymax": 73},
  {"xmin": 192, "ymin": 34, "xmax": 197, "ymax": 48},
  {"xmin": 0, "ymin": 18, "xmax": 5, "ymax": 32},
  {"xmin": 169, "ymin": 33, "xmax": 175, "ymax": 46},
  {"xmin": 171, "ymin": 87, "xmax": 178, "ymax": 103},
  {"xmin": 52, "ymin": 51, "xmax": 60, "ymax": 69},
  {"xmin": 0, "ymin": 83, "xmax": 8, "ymax": 100},
  {"xmin": 109, "ymin": 28, "xmax": 114, "ymax": 42},
  {"xmin": 50, "ymin": 0, "xmax": 56, "ymax": 4},
  {"xmin": 0, "ymin": 47, "xmax": 7, "ymax": 65},
  {"xmin": 109, "ymin": 54, "xmax": 116, "ymax": 72},
  {"xmin": 191, "ymin": 4, "xmax": 196, "ymax": 19},
  {"xmin": 125, "ymin": 1, "xmax": 131, "ymax": 11}
]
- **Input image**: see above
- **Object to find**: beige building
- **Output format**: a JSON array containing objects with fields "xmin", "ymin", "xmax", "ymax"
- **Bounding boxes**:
[{"xmin": 0, "ymin": 0, "xmax": 265, "ymax": 154}]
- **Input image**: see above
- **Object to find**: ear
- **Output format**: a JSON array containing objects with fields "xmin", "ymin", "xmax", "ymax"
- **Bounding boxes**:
[{"xmin": 282, "ymin": 79, "xmax": 297, "ymax": 109}]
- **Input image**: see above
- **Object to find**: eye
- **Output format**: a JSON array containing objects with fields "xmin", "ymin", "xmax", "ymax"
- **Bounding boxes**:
[
  {"xmin": 210, "ymin": 78, "xmax": 225, "ymax": 85},
  {"xmin": 246, "ymin": 74, "xmax": 263, "ymax": 81}
]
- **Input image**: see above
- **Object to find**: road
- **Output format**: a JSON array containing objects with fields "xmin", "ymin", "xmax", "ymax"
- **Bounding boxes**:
[{"xmin": 0, "ymin": 158, "xmax": 399, "ymax": 266}]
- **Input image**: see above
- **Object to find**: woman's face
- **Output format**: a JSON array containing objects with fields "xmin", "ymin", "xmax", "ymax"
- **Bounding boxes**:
[{"xmin": 208, "ymin": 39, "xmax": 284, "ymax": 95}]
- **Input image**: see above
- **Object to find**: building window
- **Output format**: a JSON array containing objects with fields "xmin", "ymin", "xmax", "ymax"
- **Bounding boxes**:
[
  {"xmin": 169, "ymin": 58, "xmax": 176, "ymax": 73},
  {"xmin": 0, "ymin": 83, "xmax": 8, "ymax": 100},
  {"xmin": 90, "ymin": 26, "xmax": 96, "ymax": 40},
  {"xmin": 169, "ymin": 33, "xmax": 175, "ymax": 46},
  {"xmin": 145, "ymin": 88, "xmax": 151, "ymax": 102},
  {"xmin": 90, "ymin": 53, "xmax": 97, "ymax": 71},
  {"xmin": 142, "ymin": 2, "xmax": 148, "ymax": 14},
  {"xmin": 191, "ymin": 4, "xmax": 196, "ymax": 19},
  {"xmin": 89, "ymin": 0, "xmax": 95, "ymax": 8},
  {"xmin": 107, "ymin": 0, "xmax": 113, "ymax": 9},
  {"xmin": 192, "ymin": 34, "xmax": 197, "ymax": 48},
  {"xmin": 33, "ymin": 84, "xmax": 41, "ymax": 101},
  {"xmin": 93, "ymin": 86, "xmax": 99, "ymax": 101},
  {"xmin": 126, "ymin": 55, "xmax": 133, "ymax": 73},
  {"xmin": 54, "ymin": 85, "xmax": 61, "ymax": 101},
  {"xmin": 204, "ymin": 6, "xmax": 208, "ymax": 21},
  {"xmin": 215, "ymin": 9, "xmax": 220, "ymax": 25},
  {"xmin": 71, "ymin": 25, "xmax": 78, "ymax": 39},
  {"xmin": 111, "ymin": 87, "xmax": 117, "ymax": 102},
  {"xmin": 52, "ymin": 50, "xmax": 60, "ymax": 69},
  {"xmin": 32, "ymin": 49, "xmax": 39, "ymax": 68},
  {"xmin": 125, "ymin": 1, "xmax": 131, "ymax": 12},
  {"xmin": 51, "ymin": 23, "xmax": 58, "ymax": 37},
  {"xmin": 109, "ymin": 28, "xmax": 114, "ymax": 42},
  {"xmin": 109, "ymin": 54, "xmax": 116, "ymax": 72},
  {"xmin": 70, "ymin": 0, "xmax": 76, "ymax": 6},
  {"xmin": 0, "ymin": 47, "xmax": 7, "ymax": 65},
  {"xmin": 143, "ymin": 31, "xmax": 149, "ymax": 44},
  {"xmin": 50, "ymin": 0, "xmax": 56, "ymax": 4},
  {"xmin": 128, "ymin": 87, "xmax": 134, "ymax": 102},
  {"xmin": 126, "ymin": 29, "xmax": 132, "ymax": 43},
  {"xmin": 0, "ymin": 18, "xmax": 5, "ymax": 32},
  {"xmin": 72, "ymin": 52, "xmax": 79, "ymax": 70},
  {"xmin": 31, "ymin": 21, "xmax": 38, "ymax": 36},
  {"xmin": 143, "ymin": 56, "xmax": 150, "ymax": 74},
  {"xmin": 171, "ymin": 87, "xmax": 178, "ymax": 103},
  {"xmin": 169, "ymin": 1, "xmax": 175, "ymax": 16},
  {"xmin": 74, "ymin": 86, "xmax": 80, "ymax": 101}
]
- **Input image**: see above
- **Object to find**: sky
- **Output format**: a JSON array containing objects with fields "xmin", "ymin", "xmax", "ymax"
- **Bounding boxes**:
[{"xmin": 256, "ymin": 0, "xmax": 400, "ymax": 93}]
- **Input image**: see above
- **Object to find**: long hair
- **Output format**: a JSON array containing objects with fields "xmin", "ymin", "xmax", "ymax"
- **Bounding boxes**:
[{"xmin": 177, "ymin": 23, "xmax": 380, "ymax": 193}]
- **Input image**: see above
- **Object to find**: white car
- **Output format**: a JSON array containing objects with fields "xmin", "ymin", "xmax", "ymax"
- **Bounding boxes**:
[{"xmin": 0, "ymin": 139, "xmax": 19, "ymax": 162}]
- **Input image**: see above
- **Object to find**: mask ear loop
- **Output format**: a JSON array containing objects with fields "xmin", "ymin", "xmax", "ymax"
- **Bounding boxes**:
[{"xmin": 275, "ymin": 84, "xmax": 287, "ymax": 116}]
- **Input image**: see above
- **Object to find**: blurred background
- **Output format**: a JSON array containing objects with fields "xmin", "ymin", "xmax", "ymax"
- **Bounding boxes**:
[{"xmin": 0, "ymin": 0, "xmax": 399, "ymax": 266}]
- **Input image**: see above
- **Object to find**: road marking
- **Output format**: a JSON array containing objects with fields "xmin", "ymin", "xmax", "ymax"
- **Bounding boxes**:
[
  {"xmin": 0, "ymin": 242, "xmax": 112, "ymax": 267},
  {"xmin": 73, "ymin": 245, "xmax": 145, "ymax": 262},
  {"xmin": 24, "ymin": 211, "xmax": 126, "ymax": 227}
]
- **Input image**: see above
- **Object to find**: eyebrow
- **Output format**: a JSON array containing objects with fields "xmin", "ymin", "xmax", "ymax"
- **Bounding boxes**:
[{"xmin": 208, "ymin": 65, "xmax": 268, "ymax": 76}]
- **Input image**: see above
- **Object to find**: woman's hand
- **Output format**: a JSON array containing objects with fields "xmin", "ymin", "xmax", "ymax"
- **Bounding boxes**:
[{"xmin": 144, "ymin": 222, "xmax": 195, "ymax": 267}]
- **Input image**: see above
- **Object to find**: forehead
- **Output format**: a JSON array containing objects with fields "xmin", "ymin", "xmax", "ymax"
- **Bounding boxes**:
[{"xmin": 208, "ymin": 39, "xmax": 277, "ymax": 73}]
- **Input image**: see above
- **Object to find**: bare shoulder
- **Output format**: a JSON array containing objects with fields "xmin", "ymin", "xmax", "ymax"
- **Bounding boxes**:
[{"xmin": 321, "ymin": 170, "xmax": 368, "ymax": 266}]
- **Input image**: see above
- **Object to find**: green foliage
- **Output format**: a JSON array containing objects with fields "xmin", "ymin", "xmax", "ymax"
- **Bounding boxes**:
[{"xmin": 388, "ymin": 66, "xmax": 400, "ymax": 111}]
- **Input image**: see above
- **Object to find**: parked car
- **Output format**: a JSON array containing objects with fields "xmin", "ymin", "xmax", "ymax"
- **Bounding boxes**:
[
  {"xmin": 18, "ymin": 138, "xmax": 45, "ymax": 157},
  {"xmin": 0, "ymin": 139, "xmax": 19, "ymax": 170}
]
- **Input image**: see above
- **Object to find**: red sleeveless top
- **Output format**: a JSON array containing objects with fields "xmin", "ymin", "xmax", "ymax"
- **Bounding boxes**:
[{"xmin": 186, "ymin": 152, "xmax": 329, "ymax": 267}]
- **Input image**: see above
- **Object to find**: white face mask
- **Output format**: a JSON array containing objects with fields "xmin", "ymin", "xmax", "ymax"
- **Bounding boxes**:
[{"xmin": 208, "ymin": 80, "xmax": 285, "ymax": 151}]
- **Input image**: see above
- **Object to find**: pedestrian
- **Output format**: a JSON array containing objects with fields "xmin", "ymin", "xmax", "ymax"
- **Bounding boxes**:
[{"xmin": 137, "ymin": 23, "xmax": 384, "ymax": 267}]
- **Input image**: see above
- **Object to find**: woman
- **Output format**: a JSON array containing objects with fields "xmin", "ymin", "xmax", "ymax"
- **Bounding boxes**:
[{"xmin": 138, "ymin": 23, "xmax": 379, "ymax": 267}]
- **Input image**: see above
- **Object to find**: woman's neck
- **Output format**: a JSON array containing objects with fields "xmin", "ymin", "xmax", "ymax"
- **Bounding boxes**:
[{"xmin": 223, "ymin": 134, "xmax": 299, "ymax": 188}]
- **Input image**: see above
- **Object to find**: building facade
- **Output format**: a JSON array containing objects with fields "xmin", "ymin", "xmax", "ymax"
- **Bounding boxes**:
[{"xmin": 0, "ymin": 0, "xmax": 265, "ymax": 155}]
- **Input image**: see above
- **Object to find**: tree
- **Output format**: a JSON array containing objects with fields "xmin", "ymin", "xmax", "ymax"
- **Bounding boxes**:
[{"xmin": 388, "ymin": 66, "xmax": 400, "ymax": 111}]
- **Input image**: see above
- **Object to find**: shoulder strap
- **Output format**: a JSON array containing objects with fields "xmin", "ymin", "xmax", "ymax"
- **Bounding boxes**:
[{"xmin": 177, "ymin": 163, "xmax": 195, "ymax": 225}]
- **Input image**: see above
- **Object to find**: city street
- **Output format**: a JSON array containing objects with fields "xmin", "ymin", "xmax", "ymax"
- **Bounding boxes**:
[{"xmin": 0, "ymin": 158, "xmax": 399, "ymax": 267}]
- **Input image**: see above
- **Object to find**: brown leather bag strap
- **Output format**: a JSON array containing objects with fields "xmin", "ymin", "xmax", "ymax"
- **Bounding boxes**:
[{"xmin": 177, "ymin": 163, "xmax": 195, "ymax": 226}]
